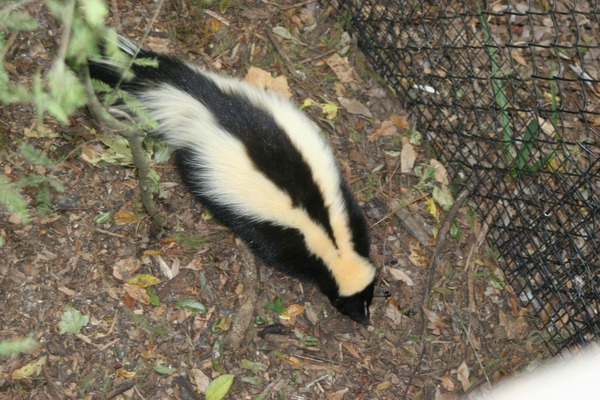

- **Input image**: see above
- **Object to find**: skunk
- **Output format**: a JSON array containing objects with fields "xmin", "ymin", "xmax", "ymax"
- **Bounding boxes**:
[{"xmin": 88, "ymin": 36, "xmax": 377, "ymax": 324}]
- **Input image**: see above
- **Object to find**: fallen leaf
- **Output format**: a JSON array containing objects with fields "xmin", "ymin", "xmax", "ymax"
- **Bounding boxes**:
[
  {"xmin": 401, "ymin": 137, "xmax": 416, "ymax": 173},
  {"xmin": 112, "ymin": 257, "xmax": 142, "ymax": 281},
  {"xmin": 430, "ymin": 159, "xmax": 449, "ymax": 186},
  {"xmin": 117, "ymin": 368, "xmax": 136, "ymax": 378},
  {"xmin": 438, "ymin": 375, "xmax": 456, "ymax": 391},
  {"xmin": 11, "ymin": 356, "xmax": 46, "ymax": 380},
  {"xmin": 327, "ymin": 387, "xmax": 349, "ymax": 400},
  {"xmin": 422, "ymin": 307, "xmax": 449, "ymax": 333},
  {"xmin": 341, "ymin": 342, "xmax": 361, "ymax": 360},
  {"xmin": 113, "ymin": 210, "xmax": 140, "ymax": 225},
  {"xmin": 127, "ymin": 274, "xmax": 161, "ymax": 288},
  {"xmin": 376, "ymin": 381, "xmax": 392, "ymax": 391},
  {"xmin": 58, "ymin": 285, "xmax": 76, "ymax": 296},
  {"xmin": 337, "ymin": 97, "xmax": 373, "ymax": 118},
  {"xmin": 408, "ymin": 242, "xmax": 430, "ymax": 267},
  {"xmin": 389, "ymin": 114, "xmax": 410, "ymax": 129},
  {"xmin": 457, "ymin": 361, "xmax": 471, "ymax": 392},
  {"xmin": 325, "ymin": 53, "xmax": 355, "ymax": 83},
  {"xmin": 123, "ymin": 282, "xmax": 151, "ymax": 305},
  {"xmin": 425, "ymin": 197, "xmax": 439, "ymax": 222},
  {"xmin": 272, "ymin": 26, "xmax": 307, "ymax": 46},
  {"xmin": 279, "ymin": 303, "xmax": 305, "ymax": 320},
  {"xmin": 368, "ymin": 120, "xmax": 398, "ymax": 142},
  {"xmin": 190, "ymin": 368, "xmax": 211, "ymax": 393},
  {"xmin": 386, "ymin": 267, "xmax": 415, "ymax": 286},
  {"xmin": 511, "ymin": 48, "xmax": 528, "ymax": 66},
  {"xmin": 244, "ymin": 66, "xmax": 292, "ymax": 98}
]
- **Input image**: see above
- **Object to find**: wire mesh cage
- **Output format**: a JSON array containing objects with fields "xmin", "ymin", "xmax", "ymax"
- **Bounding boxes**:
[{"xmin": 331, "ymin": 0, "xmax": 600, "ymax": 354}]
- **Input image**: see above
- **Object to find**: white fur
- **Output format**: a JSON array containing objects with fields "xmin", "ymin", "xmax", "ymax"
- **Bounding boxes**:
[{"xmin": 140, "ymin": 79, "xmax": 376, "ymax": 296}]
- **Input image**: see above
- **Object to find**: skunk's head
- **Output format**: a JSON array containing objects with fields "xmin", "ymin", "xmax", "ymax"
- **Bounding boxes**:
[{"xmin": 331, "ymin": 280, "xmax": 375, "ymax": 325}]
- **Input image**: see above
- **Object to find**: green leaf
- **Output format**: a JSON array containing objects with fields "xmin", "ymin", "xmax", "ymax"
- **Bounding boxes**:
[
  {"xmin": 175, "ymin": 299, "xmax": 208, "ymax": 314},
  {"xmin": 206, "ymin": 374, "xmax": 235, "ymax": 400},
  {"xmin": 212, "ymin": 340, "xmax": 225, "ymax": 374},
  {"xmin": 146, "ymin": 286, "xmax": 160, "ymax": 306},
  {"xmin": 0, "ymin": 336, "xmax": 37, "ymax": 357},
  {"xmin": 94, "ymin": 211, "xmax": 113, "ymax": 224},
  {"xmin": 264, "ymin": 297, "xmax": 286, "ymax": 315},
  {"xmin": 432, "ymin": 186, "xmax": 454, "ymax": 211},
  {"xmin": 78, "ymin": 0, "xmax": 108, "ymax": 27},
  {"xmin": 513, "ymin": 118, "xmax": 539, "ymax": 172},
  {"xmin": 0, "ymin": 174, "xmax": 29, "ymax": 224},
  {"xmin": 449, "ymin": 219, "xmax": 461, "ymax": 240},
  {"xmin": 153, "ymin": 363, "xmax": 177, "ymax": 375},
  {"xmin": 19, "ymin": 143, "xmax": 53, "ymax": 168},
  {"xmin": 58, "ymin": 305, "xmax": 90, "ymax": 335},
  {"xmin": 47, "ymin": 61, "xmax": 87, "ymax": 123}
]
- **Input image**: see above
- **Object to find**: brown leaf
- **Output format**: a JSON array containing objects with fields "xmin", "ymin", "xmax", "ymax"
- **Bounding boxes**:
[
  {"xmin": 422, "ymin": 307, "xmax": 449, "ymax": 332},
  {"xmin": 244, "ymin": 67, "xmax": 292, "ymax": 99},
  {"xmin": 438, "ymin": 375, "xmax": 455, "ymax": 391},
  {"xmin": 401, "ymin": 137, "xmax": 417, "ymax": 173},
  {"xmin": 113, "ymin": 211, "xmax": 140, "ymax": 225},
  {"xmin": 368, "ymin": 120, "xmax": 398, "ymax": 142},
  {"xmin": 389, "ymin": 114, "xmax": 410, "ymax": 129},
  {"xmin": 511, "ymin": 48, "xmax": 528, "ymax": 66},
  {"xmin": 430, "ymin": 159, "xmax": 449, "ymax": 186},
  {"xmin": 456, "ymin": 361, "xmax": 471, "ymax": 392},
  {"xmin": 327, "ymin": 388, "xmax": 349, "ymax": 400},
  {"xmin": 337, "ymin": 97, "xmax": 373, "ymax": 118},
  {"xmin": 386, "ymin": 267, "xmax": 415, "ymax": 286},
  {"xmin": 325, "ymin": 53, "xmax": 355, "ymax": 83}
]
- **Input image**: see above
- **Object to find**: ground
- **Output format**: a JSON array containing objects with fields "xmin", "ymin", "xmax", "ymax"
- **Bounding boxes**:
[{"xmin": 0, "ymin": 1, "xmax": 546, "ymax": 399}]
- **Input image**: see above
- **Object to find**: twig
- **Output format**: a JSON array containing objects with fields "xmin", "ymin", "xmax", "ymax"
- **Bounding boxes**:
[
  {"xmin": 104, "ymin": 382, "xmax": 135, "ymax": 400},
  {"xmin": 41, "ymin": 363, "xmax": 63, "ymax": 400},
  {"xmin": 266, "ymin": 29, "xmax": 305, "ymax": 81},
  {"xmin": 458, "ymin": 315, "xmax": 492, "ymax": 388},
  {"xmin": 175, "ymin": 373, "xmax": 201, "ymax": 400},
  {"xmin": 402, "ymin": 189, "xmax": 470, "ymax": 399},
  {"xmin": 465, "ymin": 215, "xmax": 491, "ymax": 313},
  {"xmin": 224, "ymin": 242, "xmax": 260, "ymax": 350},
  {"xmin": 82, "ymin": 66, "xmax": 165, "ymax": 233}
]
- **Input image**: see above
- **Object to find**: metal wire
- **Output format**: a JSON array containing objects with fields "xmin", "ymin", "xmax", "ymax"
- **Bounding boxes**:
[{"xmin": 333, "ymin": 0, "xmax": 600, "ymax": 354}]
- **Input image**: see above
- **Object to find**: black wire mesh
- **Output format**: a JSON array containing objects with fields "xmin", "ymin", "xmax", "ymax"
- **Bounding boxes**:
[{"xmin": 331, "ymin": 0, "xmax": 600, "ymax": 354}]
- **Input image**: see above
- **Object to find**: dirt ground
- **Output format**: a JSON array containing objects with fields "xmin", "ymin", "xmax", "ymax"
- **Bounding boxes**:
[{"xmin": 0, "ymin": 1, "xmax": 547, "ymax": 399}]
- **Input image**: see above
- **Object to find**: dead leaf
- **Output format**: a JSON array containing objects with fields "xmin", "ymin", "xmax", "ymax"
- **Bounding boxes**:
[
  {"xmin": 376, "ymin": 381, "xmax": 392, "ymax": 391},
  {"xmin": 325, "ymin": 53, "xmax": 355, "ymax": 83},
  {"xmin": 511, "ymin": 48, "xmax": 528, "ymax": 66},
  {"xmin": 456, "ymin": 361, "xmax": 471, "ymax": 392},
  {"xmin": 408, "ymin": 243, "xmax": 429, "ymax": 267},
  {"xmin": 389, "ymin": 114, "xmax": 410, "ymax": 129},
  {"xmin": 113, "ymin": 211, "xmax": 140, "ymax": 225},
  {"xmin": 401, "ymin": 137, "xmax": 416, "ymax": 173},
  {"xmin": 430, "ymin": 159, "xmax": 449, "ymax": 186},
  {"xmin": 11, "ymin": 356, "xmax": 46, "ymax": 380},
  {"xmin": 117, "ymin": 368, "xmax": 136, "ymax": 378},
  {"xmin": 386, "ymin": 267, "xmax": 415, "ymax": 286},
  {"xmin": 327, "ymin": 388, "xmax": 349, "ymax": 400},
  {"xmin": 244, "ymin": 67, "xmax": 292, "ymax": 98},
  {"xmin": 123, "ymin": 283, "xmax": 151, "ymax": 305},
  {"xmin": 422, "ymin": 307, "xmax": 449, "ymax": 333},
  {"xmin": 280, "ymin": 303, "xmax": 305, "ymax": 319},
  {"xmin": 368, "ymin": 120, "xmax": 398, "ymax": 142},
  {"xmin": 112, "ymin": 257, "xmax": 142, "ymax": 281},
  {"xmin": 190, "ymin": 368, "xmax": 211, "ymax": 393},
  {"xmin": 337, "ymin": 97, "xmax": 373, "ymax": 118},
  {"xmin": 341, "ymin": 342, "xmax": 361, "ymax": 360},
  {"xmin": 58, "ymin": 285, "xmax": 76, "ymax": 296},
  {"xmin": 438, "ymin": 375, "xmax": 456, "ymax": 391}
]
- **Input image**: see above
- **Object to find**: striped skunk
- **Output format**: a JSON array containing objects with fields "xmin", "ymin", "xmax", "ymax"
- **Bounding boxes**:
[{"xmin": 88, "ymin": 36, "xmax": 377, "ymax": 324}]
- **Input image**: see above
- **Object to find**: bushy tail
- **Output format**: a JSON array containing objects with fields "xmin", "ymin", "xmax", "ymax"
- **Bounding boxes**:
[{"xmin": 87, "ymin": 35, "xmax": 154, "ymax": 88}]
